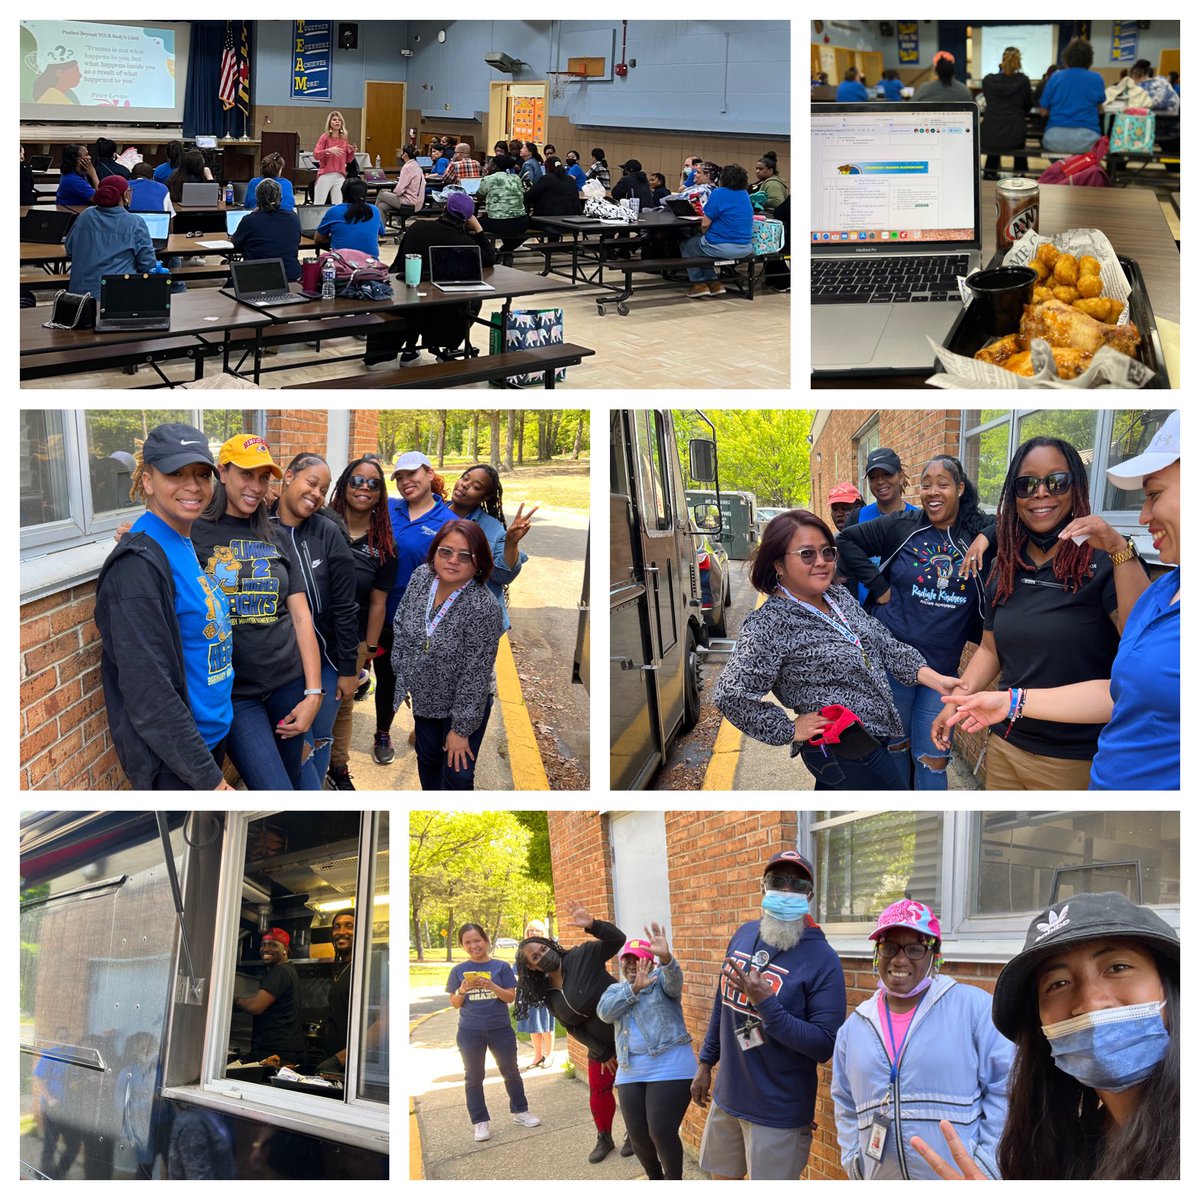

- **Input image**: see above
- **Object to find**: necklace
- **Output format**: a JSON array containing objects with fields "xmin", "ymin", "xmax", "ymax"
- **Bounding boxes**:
[{"xmin": 332, "ymin": 958, "xmax": 352, "ymax": 983}]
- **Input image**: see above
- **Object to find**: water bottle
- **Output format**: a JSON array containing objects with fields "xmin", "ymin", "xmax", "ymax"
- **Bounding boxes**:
[
  {"xmin": 224, "ymin": 181, "xmax": 234, "ymax": 206},
  {"xmin": 375, "ymin": 154, "xmax": 381, "ymax": 169},
  {"xmin": 321, "ymin": 258, "xmax": 336, "ymax": 300}
]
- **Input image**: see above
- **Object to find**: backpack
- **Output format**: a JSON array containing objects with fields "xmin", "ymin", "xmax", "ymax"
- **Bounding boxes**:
[
  {"xmin": 751, "ymin": 216, "xmax": 786, "ymax": 256},
  {"xmin": 317, "ymin": 247, "xmax": 389, "ymax": 286},
  {"xmin": 1037, "ymin": 137, "xmax": 1112, "ymax": 187}
]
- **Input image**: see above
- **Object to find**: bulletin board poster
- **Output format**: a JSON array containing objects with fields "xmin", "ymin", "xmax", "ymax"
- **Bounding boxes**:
[
  {"xmin": 898, "ymin": 23, "xmax": 920, "ymax": 65},
  {"xmin": 511, "ymin": 96, "xmax": 546, "ymax": 145},
  {"xmin": 1110, "ymin": 21, "xmax": 1138, "ymax": 64},
  {"xmin": 292, "ymin": 20, "xmax": 331, "ymax": 100}
]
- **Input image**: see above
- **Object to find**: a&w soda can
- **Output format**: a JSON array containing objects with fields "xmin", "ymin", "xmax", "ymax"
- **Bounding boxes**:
[{"xmin": 996, "ymin": 177, "xmax": 1039, "ymax": 249}]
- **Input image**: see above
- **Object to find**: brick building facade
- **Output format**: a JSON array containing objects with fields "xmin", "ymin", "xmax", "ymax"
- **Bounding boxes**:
[
  {"xmin": 545, "ymin": 809, "xmax": 1009, "ymax": 1180},
  {"xmin": 20, "ymin": 408, "xmax": 380, "ymax": 791}
]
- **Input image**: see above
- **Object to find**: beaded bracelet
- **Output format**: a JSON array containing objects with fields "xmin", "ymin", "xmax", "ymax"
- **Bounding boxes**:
[{"xmin": 1004, "ymin": 688, "xmax": 1029, "ymax": 739}]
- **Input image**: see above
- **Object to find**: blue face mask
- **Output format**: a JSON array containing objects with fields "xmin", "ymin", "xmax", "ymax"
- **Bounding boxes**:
[
  {"xmin": 1042, "ymin": 1000, "xmax": 1169, "ymax": 1092},
  {"xmin": 762, "ymin": 890, "xmax": 810, "ymax": 921}
]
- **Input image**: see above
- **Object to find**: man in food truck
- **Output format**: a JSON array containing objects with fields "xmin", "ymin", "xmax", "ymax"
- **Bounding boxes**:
[{"xmin": 234, "ymin": 928, "xmax": 305, "ymax": 1064}]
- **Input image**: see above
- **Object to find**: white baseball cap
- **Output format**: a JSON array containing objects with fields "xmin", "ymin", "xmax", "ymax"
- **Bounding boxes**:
[
  {"xmin": 391, "ymin": 451, "xmax": 432, "ymax": 476},
  {"xmin": 1105, "ymin": 411, "xmax": 1180, "ymax": 490}
]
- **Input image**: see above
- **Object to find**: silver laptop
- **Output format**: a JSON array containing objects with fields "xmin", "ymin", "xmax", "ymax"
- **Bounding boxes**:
[
  {"xmin": 298, "ymin": 205, "xmax": 332, "ymax": 236},
  {"xmin": 811, "ymin": 102, "xmax": 982, "ymax": 376},
  {"xmin": 222, "ymin": 258, "xmax": 308, "ymax": 306},
  {"xmin": 432, "ymin": 177, "xmax": 482, "ymax": 200},
  {"xmin": 429, "ymin": 244, "xmax": 494, "ymax": 293},
  {"xmin": 181, "ymin": 181, "xmax": 221, "ymax": 206},
  {"xmin": 226, "ymin": 208, "xmax": 252, "ymax": 236},
  {"xmin": 133, "ymin": 210, "xmax": 171, "ymax": 252}
]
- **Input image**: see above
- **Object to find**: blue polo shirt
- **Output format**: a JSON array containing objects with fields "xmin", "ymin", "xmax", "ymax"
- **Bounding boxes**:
[
  {"xmin": 1090, "ymin": 569, "xmax": 1180, "ymax": 790},
  {"xmin": 56, "ymin": 172, "xmax": 95, "ymax": 205},
  {"xmin": 127, "ymin": 177, "xmax": 171, "ymax": 212},
  {"xmin": 385, "ymin": 494, "xmax": 453, "ymax": 623},
  {"xmin": 836, "ymin": 79, "xmax": 870, "ymax": 102},
  {"xmin": 132, "ymin": 510, "xmax": 234, "ymax": 748}
]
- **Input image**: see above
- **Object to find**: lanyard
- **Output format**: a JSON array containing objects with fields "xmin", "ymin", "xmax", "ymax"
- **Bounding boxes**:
[
  {"xmin": 777, "ymin": 584, "xmax": 870, "ymax": 668},
  {"xmin": 882, "ymin": 992, "xmax": 923, "ymax": 1085},
  {"xmin": 424, "ymin": 578, "xmax": 464, "ymax": 651}
]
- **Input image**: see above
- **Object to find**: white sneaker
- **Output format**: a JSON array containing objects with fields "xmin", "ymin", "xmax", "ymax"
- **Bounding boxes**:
[
  {"xmin": 512, "ymin": 1111, "xmax": 542, "ymax": 1128},
  {"xmin": 474, "ymin": 1121, "xmax": 491, "ymax": 1142}
]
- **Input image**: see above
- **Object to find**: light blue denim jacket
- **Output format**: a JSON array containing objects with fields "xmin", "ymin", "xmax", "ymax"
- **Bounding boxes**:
[
  {"xmin": 463, "ymin": 508, "xmax": 526, "ymax": 634},
  {"xmin": 596, "ymin": 957, "xmax": 693, "ymax": 1068}
]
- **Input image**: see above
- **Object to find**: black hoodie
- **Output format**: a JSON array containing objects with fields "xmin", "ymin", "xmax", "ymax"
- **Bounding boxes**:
[
  {"xmin": 94, "ymin": 532, "xmax": 227, "ymax": 789},
  {"xmin": 611, "ymin": 170, "xmax": 654, "ymax": 209}
]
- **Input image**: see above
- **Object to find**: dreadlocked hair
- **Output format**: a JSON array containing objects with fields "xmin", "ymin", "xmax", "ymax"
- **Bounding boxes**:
[
  {"xmin": 459, "ymin": 463, "xmax": 507, "ymax": 525},
  {"xmin": 512, "ymin": 935, "xmax": 567, "ymax": 1020},
  {"xmin": 329, "ymin": 457, "xmax": 396, "ymax": 559},
  {"xmin": 989, "ymin": 436, "xmax": 1094, "ymax": 606},
  {"xmin": 128, "ymin": 447, "xmax": 147, "ymax": 504}
]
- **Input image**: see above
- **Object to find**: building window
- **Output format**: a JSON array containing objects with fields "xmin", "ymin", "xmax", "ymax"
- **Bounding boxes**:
[
  {"xmin": 609, "ymin": 811, "xmax": 673, "ymax": 940},
  {"xmin": 854, "ymin": 418, "xmax": 881, "ymax": 493},
  {"xmin": 632, "ymin": 410, "xmax": 671, "ymax": 531}
]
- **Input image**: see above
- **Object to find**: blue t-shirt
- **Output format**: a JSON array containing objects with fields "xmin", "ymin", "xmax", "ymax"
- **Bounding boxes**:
[
  {"xmin": 132, "ymin": 510, "xmax": 234, "ymax": 748},
  {"xmin": 836, "ymin": 79, "xmax": 870, "ymax": 102},
  {"xmin": 703, "ymin": 187, "xmax": 754, "ymax": 246},
  {"xmin": 1041, "ymin": 67, "xmax": 1106, "ymax": 133},
  {"xmin": 245, "ymin": 175, "xmax": 296, "ymax": 211},
  {"xmin": 566, "ymin": 163, "xmax": 588, "ymax": 191},
  {"xmin": 316, "ymin": 203, "xmax": 386, "ymax": 256},
  {"xmin": 851, "ymin": 502, "xmax": 919, "ymax": 604},
  {"xmin": 1090, "ymin": 568, "xmax": 1180, "ymax": 790},
  {"xmin": 431, "ymin": 157, "xmax": 449, "ymax": 176},
  {"xmin": 878, "ymin": 78, "xmax": 904, "ymax": 101},
  {"xmin": 153, "ymin": 162, "xmax": 174, "ymax": 183},
  {"xmin": 127, "ymin": 177, "xmax": 171, "ymax": 212},
  {"xmin": 615, "ymin": 1017, "xmax": 697, "ymax": 1085},
  {"xmin": 385, "ymin": 494, "xmax": 454, "ymax": 623},
  {"xmin": 56, "ymin": 172, "xmax": 95, "ymax": 205},
  {"xmin": 446, "ymin": 958, "xmax": 516, "ymax": 1031}
]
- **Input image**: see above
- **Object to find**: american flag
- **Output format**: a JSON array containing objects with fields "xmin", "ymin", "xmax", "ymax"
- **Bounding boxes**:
[{"xmin": 219, "ymin": 21, "xmax": 237, "ymax": 111}]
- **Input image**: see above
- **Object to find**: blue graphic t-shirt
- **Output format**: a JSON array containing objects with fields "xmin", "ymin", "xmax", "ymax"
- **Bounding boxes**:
[
  {"xmin": 446, "ymin": 958, "xmax": 516, "ymax": 1031},
  {"xmin": 133, "ymin": 511, "xmax": 234, "ymax": 748},
  {"xmin": 849, "ymin": 501, "xmax": 919, "ymax": 605}
]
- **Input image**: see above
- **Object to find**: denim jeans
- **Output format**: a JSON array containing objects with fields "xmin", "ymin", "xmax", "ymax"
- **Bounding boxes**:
[
  {"xmin": 680, "ymin": 234, "xmax": 753, "ymax": 282},
  {"xmin": 226, "ymin": 674, "xmax": 307, "ymax": 790},
  {"xmin": 888, "ymin": 676, "xmax": 950, "ymax": 791},
  {"xmin": 800, "ymin": 740, "xmax": 907, "ymax": 790},
  {"xmin": 1042, "ymin": 126, "xmax": 1101, "ymax": 154},
  {"xmin": 413, "ymin": 696, "xmax": 493, "ymax": 790},
  {"xmin": 456, "ymin": 1024, "xmax": 528, "ymax": 1125},
  {"xmin": 300, "ymin": 662, "xmax": 341, "ymax": 791}
]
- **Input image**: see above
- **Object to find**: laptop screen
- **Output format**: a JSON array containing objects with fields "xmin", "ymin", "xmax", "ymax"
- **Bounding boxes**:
[
  {"xmin": 226, "ymin": 208, "xmax": 252, "ymax": 235},
  {"xmin": 233, "ymin": 259, "xmax": 289, "ymax": 295},
  {"xmin": 430, "ymin": 245, "xmax": 482, "ymax": 283},
  {"xmin": 99, "ymin": 273, "xmax": 170, "ymax": 315},
  {"xmin": 811, "ymin": 103, "xmax": 980, "ymax": 248},
  {"xmin": 135, "ymin": 211, "xmax": 171, "ymax": 241},
  {"xmin": 416, "ymin": 156, "xmax": 433, "ymax": 169},
  {"xmin": 298, "ymin": 205, "xmax": 331, "ymax": 235}
]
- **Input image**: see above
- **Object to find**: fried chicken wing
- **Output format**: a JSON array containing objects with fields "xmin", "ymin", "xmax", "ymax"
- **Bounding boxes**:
[
  {"xmin": 974, "ymin": 333, "xmax": 1024, "ymax": 366},
  {"xmin": 1019, "ymin": 299, "xmax": 1140, "ymax": 357},
  {"xmin": 1000, "ymin": 348, "xmax": 1090, "ymax": 379}
]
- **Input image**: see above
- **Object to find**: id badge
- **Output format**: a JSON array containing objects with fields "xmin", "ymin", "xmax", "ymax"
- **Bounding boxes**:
[
  {"xmin": 735, "ymin": 1016, "xmax": 764, "ymax": 1051},
  {"xmin": 866, "ymin": 1114, "xmax": 891, "ymax": 1161}
]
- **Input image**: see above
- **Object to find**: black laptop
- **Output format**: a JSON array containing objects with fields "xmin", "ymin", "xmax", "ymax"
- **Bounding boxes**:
[
  {"xmin": 20, "ymin": 208, "xmax": 76, "ymax": 244},
  {"xmin": 96, "ymin": 273, "xmax": 172, "ymax": 332},
  {"xmin": 29, "ymin": 154, "xmax": 54, "ymax": 171},
  {"xmin": 133, "ymin": 210, "xmax": 172, "ymax": 253},
  {"xmin": 664, "ymin": 198, "xmax": 702, "ymax": 219},
  {"xmin": 221, "ymin": 258, "xmax": 308, "ymax": 307}
]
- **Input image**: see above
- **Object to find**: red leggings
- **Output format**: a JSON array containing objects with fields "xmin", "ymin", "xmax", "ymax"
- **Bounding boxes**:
[{"xmin": 587, "ymin": 1057, "xmax": 616, "ymax": 1133}]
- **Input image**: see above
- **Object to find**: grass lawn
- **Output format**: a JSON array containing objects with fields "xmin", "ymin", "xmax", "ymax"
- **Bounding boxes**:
[{"xmin": 386, "ymin": 456, "xmax": 589, "ymax": 511}]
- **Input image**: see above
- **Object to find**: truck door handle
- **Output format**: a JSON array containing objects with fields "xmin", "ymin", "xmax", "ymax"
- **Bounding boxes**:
[{"xmin": 611, "ymin": 657, "xmax": 658, "ymax": 672}]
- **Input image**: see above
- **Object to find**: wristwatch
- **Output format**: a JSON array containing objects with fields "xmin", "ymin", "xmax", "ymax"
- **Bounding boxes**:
[
  {"xmin": 366, "ymin": 644, "xmax": 378, "ymax": 653},
  {"xmin": 1109, "ymin": 537, "xmax": 1138, "ymax": 567}
]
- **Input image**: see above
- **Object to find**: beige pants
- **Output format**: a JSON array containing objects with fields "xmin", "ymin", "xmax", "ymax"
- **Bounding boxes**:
[
  {"xmin": 329, "ymin": 642, "xmax": 370, "ymax": 769},
  {"xmin": 985, "ymin": 731, "xmax": 1094, "ymax": 790}
]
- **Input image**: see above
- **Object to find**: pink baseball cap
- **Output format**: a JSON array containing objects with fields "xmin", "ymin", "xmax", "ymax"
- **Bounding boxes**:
[
  {"xmin": 827, "ymin": 482, "xmax": 862, "ymax": 505},
  {"xmin": 619, "ymin": 938, "xmax": 655, "ymax": 960},
  {"xmin": 870, "ymin": 899, "xmax": 941, "ymax": 942}
]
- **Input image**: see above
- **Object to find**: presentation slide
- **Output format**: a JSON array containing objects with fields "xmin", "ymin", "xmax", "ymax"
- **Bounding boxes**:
[
  {"xmin": 978, "ymin": 24, "xmax": 1057, "ymax": 80},
  {"xmin": 20, "ymin": 20, "xmax": 190, "ymax": 123}
]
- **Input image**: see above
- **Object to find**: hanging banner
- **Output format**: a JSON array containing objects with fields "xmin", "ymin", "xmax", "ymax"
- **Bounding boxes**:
[
  {"xmin": 292, "ymin": 20, "xmax": 331, "ymax": 100},
  {"xmin": 1109, "ymin": 21, "xmax": 1138, "ymax": 64},
  {"xmin": 898, "ymin": 22, "xmax": 920, "ymax": 66}
]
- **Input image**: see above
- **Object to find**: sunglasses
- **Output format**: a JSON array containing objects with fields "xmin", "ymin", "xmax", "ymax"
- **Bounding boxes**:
[
  {"xmin": 1014, "ymin": 471, "xmax": 1072, "ymax": 498},
  {"xmin": 763, "ymin": 873, "xmax": 814, "ymax": 895},
  {"xmin": 349, "ymin": 474, "xmax": 383, "ymax": 491},
  {"xmin": 435, "ymin": 546, "xmax": 475, "ymax": 564},
  {"xmin": 877, "ymin": 940, "xmax": 932, "ymax": 962},
  {"xmin": 784, "ymin": 545, "xmax": 838, "ymax": 564}
]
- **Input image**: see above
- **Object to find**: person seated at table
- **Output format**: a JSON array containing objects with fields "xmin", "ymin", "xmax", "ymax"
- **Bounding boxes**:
[
  {"xmin": 477, "ymin": 154, "xmax": 529, "ymax": 256},
  {"xmin": 518, "ymin": 143, "xmax": 545, "ymax": 187},
  {"xmin": 166, "ymin": 150, "xmax": 215, "ymax": 205},
  {"xmin": 507, "ymin": 138, "xmax": 524, "ymax": 161},
  {"xmin": 128, "ymin": 162, "xmax": 174, "ymax": 214},
  {"xmin": 914, "ymin": 51, "xmax": 972, "ymax": 101},
  {"xmin": 680, "ymin": 155, "xmax": 703, "ymax": 188},
  {"xmin": 488, "ymin": 140, "xmax": 509, "ymax": 171},
  {"xmin": 680, "ymin": 162, "xmax": 753, "ymax": 299},
  {"xmin": 611, "ymin": 160, "xmax": 654, "ymax": 209},
  {"xmin": 93, "ymin": 137, "xmax": 130, "ymax": 181},
  {"xmin": 154, "ymin": 140, "xmax": 183, "ymax": 183},
  {"xmin": 20, "ymin": 145, "xmax": 38, "ymax": 206},
  {"xmin": 1128, "ymin": 59, "xmax": 1179, "ymax": 114},
  {"xmin": 377, "ymin": 144, "xmax": 427, "ymax": 225},
  {"xmin": 441, "ymin": 143, "xmax": 483, "ymax": 189},
  {"xmin": 365, "ymin": 191, "xmax": 496, "ymax": 370},
  {"xmin": 648, "ymin": 173, "xmax": 670, "ymax": 205},
  {"xmin": 876, "ymin": 68, "xmax": 905, "ymax": 101},
  {"xmin": 244, "ymin": 152, "xmax": 296, "ymax": 212},
  {"xmin": 981, "ymin": 48, "xmax": 1034, "ymax": 178},
  {"xmin": 427, "ymin": 145, "xmax": 448, "ymax": 178},
  {"xmin": 313, "ymin": 177, "xmax": 386, "ymax": 258},
  {"xmin": 526, "ymin": 157, "xmax": 583, "ymax": 218},
  {"xmin": 564, "ymin": 150, "xmax": 588, "ymax": 191},
  {"xmin": 837, "ymin": 66, "xmax": 870, "ymax": 102},
  {"xmin": 232, "ymin": 179, "xmax": 302, "ymax": 282},
  {"xmin": 749, "ymin": 151, "xmax": 788, "ymax": 214},
  {"xmin": 585, "ymin": 148, "xmax": 611, "ymax": 192},
  {"xmin": 55, "ymin": 143, "xmax": 99, "ymax": 206},
  {"xmin": 64, "ymin": 175, "xmax": 156, "ymax": 300},
  {"xmin": 543, "ymin": 144, "xmax": 557, "ymax": 160},
  {"xmin": 1038, "ymin": 37, "xmax": 1106, "ymax": 154},
  {"xmin": 665, "ymin": 161, "xmax": 718, "ymax": 211}
]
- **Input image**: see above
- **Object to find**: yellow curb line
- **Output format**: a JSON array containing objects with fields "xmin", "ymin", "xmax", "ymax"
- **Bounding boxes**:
[
  {"xmin": 702, "ymin": 589, "xmax": 767, "ymax": 791},
  {"xmin": 409, "ymin": 1005, "xmax": 450, "ymax": 1033},
  {"xmin": 408, "ymin": 1005, "xmax": 450, "ymax": 1180},
  {"xmin": 495, "ymin": 631, "xmax": 551, "ymax": 790}
]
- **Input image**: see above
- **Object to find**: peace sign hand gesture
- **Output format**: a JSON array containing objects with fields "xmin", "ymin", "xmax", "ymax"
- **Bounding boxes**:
[
  {"xmin": 505, "ymin": 503, "xmax": 539, "ymax": 548},
  {"xmin": 909, "ymin": 1120, "xmax": 988, "ymax": 1180},
  {"xmin": 643, "ymin": 921, "xmax": 673, "ymax": 964}
]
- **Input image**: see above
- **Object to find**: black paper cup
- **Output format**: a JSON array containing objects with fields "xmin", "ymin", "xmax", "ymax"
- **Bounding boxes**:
[{"xmin": 965, "ymin": 266, "xmax": 1038, "ymax": 335}]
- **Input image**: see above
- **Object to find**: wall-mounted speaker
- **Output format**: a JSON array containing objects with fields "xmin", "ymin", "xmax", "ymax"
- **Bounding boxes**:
[{"xmin": 338, "ymin": 24, "xmax": 358, "ymax": 51}]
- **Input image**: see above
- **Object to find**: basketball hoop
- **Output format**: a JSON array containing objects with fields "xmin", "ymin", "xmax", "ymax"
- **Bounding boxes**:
[{"xmin": 548, "ymin": 70, "xmax": 585, "ymax": 100}]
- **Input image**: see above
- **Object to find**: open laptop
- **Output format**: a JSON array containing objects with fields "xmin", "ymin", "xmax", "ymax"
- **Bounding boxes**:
[
  {"xmin": 298, "ymin": 205, "xmax": 331, "ymax": 236},
  {"xmin": 361, "ymin": 167, "xmax": 388, "ymax": 183},
  {"xmin": 298, "ymin": 151, "xmax": 317, "ymax": 170},
  {"xmin": 432, "ymin": 177, "xmax": 482, "ymax": 200},
  {"xmin": 429, "ymin": 244, "xmax": 494, "ymax": 293},
  {"xmin": 20, "ymin": 208, "xmax": 76, "ymax": 244},
  {"xmin": 222, "ymin": 258, "xmax": 309, "ymax": 307},
  {"xmin": 811, "ymin": 102, "xmax": 982, "ymax": 376},
  {"xmin": 29, "ymin": 154, "xmax": 54, "ymax": 171},
  {"xmin": 181, "ymin": 181, "xmax": 221, "ymax": 206},
  {"xmin": 133, "ymin": 211, "xmax": 172, "ymax": 253},
  {"xmin": 664, "ymin": 197, "xmax": 703, "ymax": 220},
  {"xmin": 96, "ymin": 273, "xmax": 172, "ymax": 332},
  {"xmin": 416, "ymin": 155, "xmax": 433, "ymax": 170},
  {"xmin": 225, "ymin": 208, "xmax": 252, "ymax": 237}
]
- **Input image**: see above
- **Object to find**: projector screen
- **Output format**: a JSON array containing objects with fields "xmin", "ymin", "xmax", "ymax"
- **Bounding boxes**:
[
  {"xmin": 20, "ymin": 20, "xmax": 191, "ymax": 124},
  {"xmin": 978, "ymin": 24, "xmax": 1058, "ymax": 81}
]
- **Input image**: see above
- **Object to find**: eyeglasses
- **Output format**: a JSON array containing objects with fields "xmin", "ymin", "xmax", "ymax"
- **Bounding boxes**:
[
  {"xmin": 349, "ymin": 474, "xmax": 382, "ymax": 491},
  {"xmin": 435, "ymin": 546, "xmax": 476, "ymax": 564},
  {"xmin": 1014, "ymin": 472, "xmax": 1072, "ymax": 498},
  {"xmin": 783, "ymin": 546, "xmax": 838, "ymax": 565},
  {"xmin": 877, "ymin": 940, "xmax": 932, "ymax": 962},
  {"xmin": 763, "ymin": 873, "xmax": 814, "ymax": 895}
]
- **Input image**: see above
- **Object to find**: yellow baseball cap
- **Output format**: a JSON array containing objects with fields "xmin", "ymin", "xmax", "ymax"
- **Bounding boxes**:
[{"xmin": 218, "ymin": 434, "xmax": 283, "ymax": 479}]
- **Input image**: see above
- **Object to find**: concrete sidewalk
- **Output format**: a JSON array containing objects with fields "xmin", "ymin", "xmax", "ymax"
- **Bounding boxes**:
[{"xmin": 410, "ymin": 1004, "xmax": 704, "ymax": 1180}]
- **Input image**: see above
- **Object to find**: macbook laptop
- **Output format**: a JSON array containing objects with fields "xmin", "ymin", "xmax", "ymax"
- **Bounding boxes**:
[
  {"xmin": 222, "ymin": 258, "xmax": 309, "ymax": 307},
  {"xmin": 96, "ymin": 273, "xmax": 172, "ymax": 332},
  {"xmin": 811, "ymin": 102, "xmax": 982, "ymax": 376},
  {"xmin": 416, "ymin": 155, "xmax": 433, "ymax": 169},
  {"xmin": 133, "ymin": 210, "xmax": 172, "ymax": 253},
  {"xmin": 29, "ymin": 154, "xmax": 54, "ymax": 171},
  {"xmin": 226, "ymin": 208, "xmax": 252, "ymax": 237},
  {"xmin": 20, "ymin": 208, "xmax": 76, "ymax": 244},
  {"xmin": 181, "ymin": 181, "xmax": 221, "ymax": 206},
  {"xmin": 298, "ymin": 205, "xmax": 331, "ymax": 236},
  {"xmin": 433, "ymin": 177, "xmax": 482, "ymax": 200},
  {"xmin": 429, "ymin": 244, "xmax": 494, "ymax": 292},
  {"xmin": 362, "ymin": 167, "xmax": 388, "ymax": 183}
]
